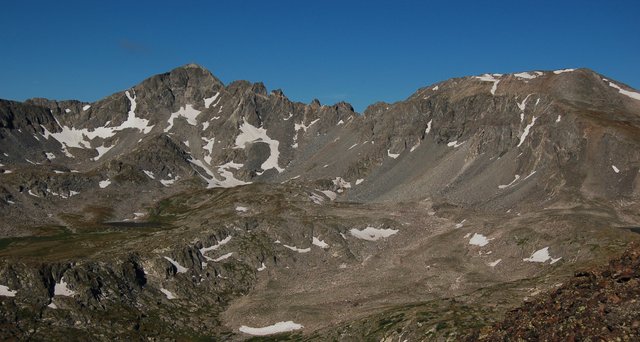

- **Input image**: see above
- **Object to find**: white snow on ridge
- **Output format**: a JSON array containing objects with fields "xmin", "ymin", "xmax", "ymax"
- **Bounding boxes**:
[
  {"xmin": 608, "ymin": 82, "xmax": 640, "ymax": 101},
  {"xmin": 200, "ymin": 236, "xmax": 232, "ymax": 255},
  {"xmin": 294, "ymin": 118, "xmax": 320, "ymax": 133},
  {"xmin": 160, "ymin": 176, "xmax": 179, "ymax": 186},
  {"xmin": 93, "ymin": 144, "xmax": 114, "ymax": 161},
  {"xmin": 469, "ymin": 233, "xmax": 492, "ymax": 247},
  {"xmin": 235, "ymin": 118, "xmax": 283, "ymax": 172},
  {"xmin": 42, "ymin": 90, "xmax": 153, "ymax": 157},
  {"xmin": 350, "ymin": 226, "xmax": 399, "ymax": 241},
  {"xmin": 387, "ymin": 149, "xmax": 400, "ymax": 159},
  {"xmin": 204, "ymin": 93, "xmax": 220, "ymax": 108},
  {"xmin": 143, "ymin": 170, "xmax": 155, "ymax": 179},
  {"xmin": 54, "ymin": 278, "xmax": 75, "ymax": 297},
  {"xmin": 553, "ymin": 68, "xmax": 575, "ymax": 74},
  {"xmin": 410, "ymin": 140, "xmax": 421, "ymax": 152},
  {"xmin": 523, "ymin": 247, "xmax": 562, "ymax": 264},
  {"xmin": 488, "ymin": 259, "xmax": 502, "ymax": 267},
  {"xmin": 517, "ymin": 116, "xmax": 537, "ymax": 147},
  {"xmin": 514, "ymin": 72, "xmax": 539, "ymax": 80},
  {"xmin": 0, "ymin": 285, "xmax": 17, "ymax": 297},
  {"xmin": 312, "ymin": 237, "xmax": 329, "ymax": 249},
  {"xmin": 213, "ymin": 252, "xmax": 233, "ymax": 262},
  {"xmin": 498, "ymin": 175, "xmax": 521, "ymax": 189},
  {"xmin": 165, "ymin": 105, "xmax": 201, "ymax": 132},
  {"xmin": 99, "ymin": 180, "xmax": 111, "ymax": 188},
  {"xmin": 425, "ymin": 119, "xmax": 432, "ymax": 135},
  {"xmin": 122, "ymin": 90, "xmax": 154, "ymax": 134},
  {"xmin": 160, "ymin": 288, "xmax": 176, "ymax": 299},
  {"xmin": 447, "ymin": 140, "xmax": 465, "ymax": 148},
  {"xmin": 82, "ymin": 105, "xmax": 91, "ymax": 111},
  {"xmin": 320, "ymin": 190, "xmax": 337, "ymax": 201},
  {"xmin": 163, "ymin": 257, "xmax": 188, "ymax": 273},
  {"xmin": 517, "ymin": 94, "xmax": 532, "ymax": 112},
  {"xmin": 217, "ymin": 161, "xmax": 250, "ymax": 187},
  {"xmin": 239, "ymin": 321, "xmax": 303, "ymax": 336},
  {"xmin": 612, "ymin": 165, "xmax": 620, "ymax": 173},
  {"xmin": 475, "ymin": 74, "xmax": 500, "ymax": 95},
  {"xmin": 283, "ymin": 244, "xmax": 311, "ymax": 253},
  {"xmin": 332, "ymin": 177, "xmax": 351, "ymax": 190}
]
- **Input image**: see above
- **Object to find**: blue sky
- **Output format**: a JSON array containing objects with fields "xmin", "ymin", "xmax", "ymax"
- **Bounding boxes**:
[{"xmin": 1, "ymin": 0, "xmax": 638, "ymax": 112}]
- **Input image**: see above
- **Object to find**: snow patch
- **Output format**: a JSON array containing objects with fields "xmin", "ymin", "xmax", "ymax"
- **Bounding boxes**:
[
  {"xmin": 447, "ymin": 140, "xmax": 465, "ymax": 148},
  {"xmin": 54, "ymin": 278, "xmax": 75, "ymax": 297},
  {"xmin": 0, "ymin": 285, "xmax": 17, "ymax": 297},
  {"xmin": 45, "ymin": 152, "xmax": 56, "ymax": 160},
  {"xmin": 163, "ymin": 257, "xmax": 188, "ymax": 273},
  {"xmin": 312, "ymin": 237, "xmax": 329, "ymax": 249},
  {"xmin": 355, "ymin": 178, "xmax": 364, "ymax": 185},
  {"xmin": 350, "ymin": 226, "xmax": 399, "ymax": 241},
  {"xmin": 82, "ymin": 105, "xmax": 91, "ymax": 111},
  {"xmin": 93, "ymin": 144, "xmax": 114, "ymax": 161},
  {"xmin": 165, "ymin": 105, "xmax": 201, "ymax": 132},
  {"xmin": 410, "ymin": 140, "xmax": 421, "ymax": 152},
  {"xmin": 320, "ymin": 190, "xmax": 337, "ymax": 201},
  {"xmin": 200, "ymin": 236, "xmax": 232, "ymax": 255},
  {"xmin": 475, "ymin": 74, "xmax": 500, "ymax": 95},
  {"xmin": 608, "ymin": 82, "xmax": 640, "ymax": 101},
  {"xmin": 235, "ymin": 118, "xmax": 283, "ymax": 172},
  {"xmin": 612, "ymin": 165, "xmax": 620, "ymax": 173},
  {"xmin": 469, "ymin": 233, "xmax": 492, "ymax": 247},
  {"xmin": 523, "ymin": 247, "xmax": 562, "ymax": 264},
  {"xmin": 488, "ymin": 259, "xmax": 502, "ymax": 267},
  {"xmin": 517, "ymin": 116, "xmax": 537, "ymax": 147},
  {"xmin": 517, "ymin": 94, "xmax": 532, "ymax": 111},
  {"xmin": 143, "ymin": 170, "xmax": 155, "ymax": 179},
  {"xmin": 257, "ymin": 263, "xmax": 267, "ymax": 271},
  {"xmin": 425, "ymin": 119, "xmax": 433, "ymax": 135},
  {"xmin": 236, "ymin": 206, "xmax": 249, "ymax": 212},
  {"xmin": 160, "ymin": 288, "xmax": 176, "ymax": 299},
  {"xmin": 41, "ymin": 90, "xmax": 153, "ymax": 157},
  {"xmin": 213, "ymin": 252, "xmax": 233, "ymax": 262},
  {"xmin": 553, "ymin": 68, "xmax": 575, "ymax": 74},
  {"xmin": 99, "ymin": 180, "xmax": 111, "ymax": 188},
  {"xmin": 498, "ymin": 175, "xmax": 521, "ymax": 189},
  {"xmin": 160, "ymin": 175, "xmax": 180, "ymax": 186},
  {"xmin": 387, "ymin": 149, "xmax": 400, "ymax": 159},
  {"xmin": 239, "ymin": 321, "xmax": 304, "ymax": 336},
  {"xmin": 283, "ymin": 245, "xmax": 311, "ymax": 253},
  {"xmin": 514, "ymin": 72, "xmax": 539, "ymax": 80},
  {"xmin": 204, "ymin": 93, "xmax": 220, "ymax": 108}
]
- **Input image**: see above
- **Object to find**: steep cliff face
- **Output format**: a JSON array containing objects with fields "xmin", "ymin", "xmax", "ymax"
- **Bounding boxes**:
[{"xmin": 1, "ymin": 65, "xmax": 640, "ymax": 340}]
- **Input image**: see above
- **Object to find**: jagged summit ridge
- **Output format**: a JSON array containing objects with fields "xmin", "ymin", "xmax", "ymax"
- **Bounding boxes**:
[{"xmin": 0, "ymin": 66, "xmax": 639, "ymax": 230}]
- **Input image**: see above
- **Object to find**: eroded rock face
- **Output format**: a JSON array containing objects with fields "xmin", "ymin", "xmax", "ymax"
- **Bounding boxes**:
[{"xmin": 1, "ymin": 66, "xmax": 640, "ymax": 340}]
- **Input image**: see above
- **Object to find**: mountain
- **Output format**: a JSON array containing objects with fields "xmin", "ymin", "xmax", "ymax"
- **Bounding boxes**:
[{"xmin": 1, "ymin": 65, "xmax": 639, "ymax": 340}]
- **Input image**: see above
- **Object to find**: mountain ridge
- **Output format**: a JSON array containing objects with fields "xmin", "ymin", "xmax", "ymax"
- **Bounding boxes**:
[{"xmin": 1, "ymin": 64, "xmax": 640, "ymax": 340}]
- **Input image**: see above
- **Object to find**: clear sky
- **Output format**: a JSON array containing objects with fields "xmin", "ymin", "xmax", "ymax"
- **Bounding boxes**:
[{"xmin": 1, "ymin": 0, "xmax": 638, "ymax": 112}]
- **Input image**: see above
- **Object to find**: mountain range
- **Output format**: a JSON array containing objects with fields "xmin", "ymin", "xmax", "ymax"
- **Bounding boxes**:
[{"xmin": 1, "ymin": 64, "xmax": 639, "ymax": 340}]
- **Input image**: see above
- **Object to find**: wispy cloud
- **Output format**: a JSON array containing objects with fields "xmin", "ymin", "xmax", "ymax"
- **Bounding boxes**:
[{"xmin": 118, "ymin": 39, "xmax": 150, "ymax": 54}]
